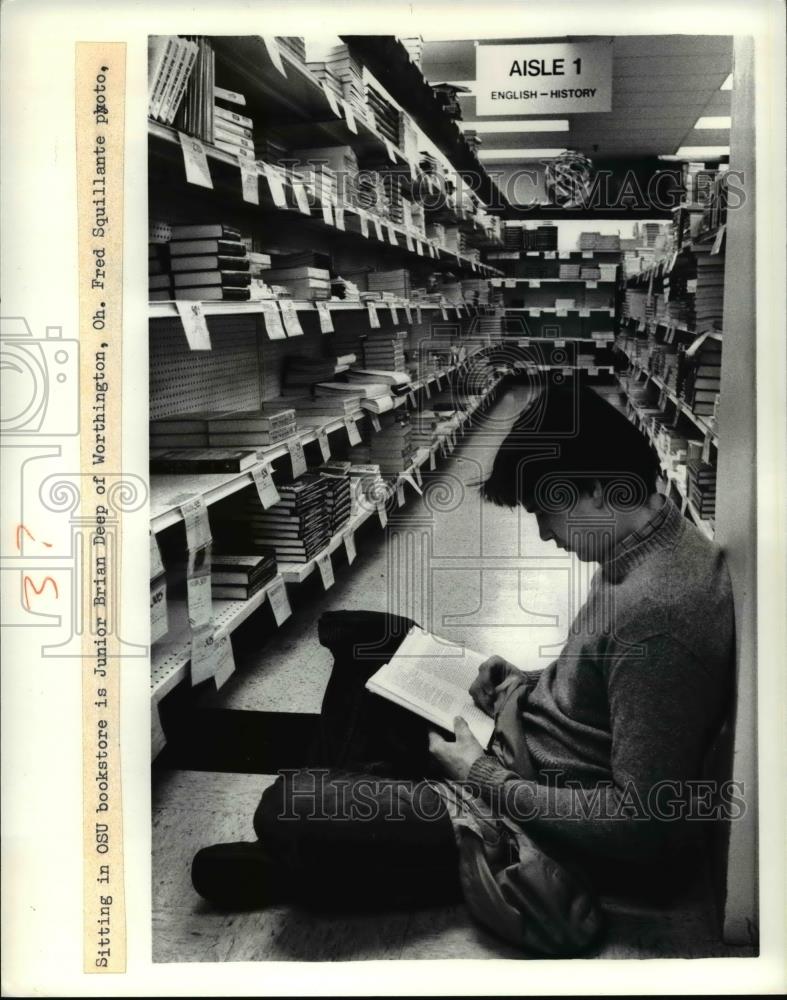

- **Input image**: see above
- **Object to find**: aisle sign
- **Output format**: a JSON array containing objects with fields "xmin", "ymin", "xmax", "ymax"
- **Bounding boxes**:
[{"xmin": 475, "ymin": 41, "xmax": 612, "ymax": 116}]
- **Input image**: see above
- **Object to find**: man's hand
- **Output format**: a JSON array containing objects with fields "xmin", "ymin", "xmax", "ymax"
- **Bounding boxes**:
[
  {"xmin": 428, "ymin": 717, "xmax": 484, "ymax": 780},
  {"xmin": 469, "ymin": 655, "xmax": 523, "ymax": 717}
]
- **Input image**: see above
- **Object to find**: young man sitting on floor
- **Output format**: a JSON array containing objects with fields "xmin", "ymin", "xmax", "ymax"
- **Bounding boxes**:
[{"xmin": 191, "ymin": 384, "xmax": 735, "ymax": 949}]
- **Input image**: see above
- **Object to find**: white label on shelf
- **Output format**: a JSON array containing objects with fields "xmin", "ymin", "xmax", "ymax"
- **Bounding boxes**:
[
  {"xmin": 416, "ymin": 306, "xmax": 423, "ymax": 325},
  {"xmin": 267, "ymin": 577, "xmax": 292, "ymax": 626},
  {"xmin": 579, "ymin": 308, "xmax": 590, "ymax": 317},
  {"xmin": 408, "ymin": 391, "xmax": 416, "ymax": 408},
  {"xmin": 396, "ymin": 481, "xmax": 405, "ymax": 508},
  {"xmin": 429, "ymin": 243, "xmax": 437, "ymax": 258},
  {"xmin": 372, "ymin": 217, "xmax": 384, "ymax": 241},
  {"xmin": 251, "ymin": 462, "xmax": 280, "ymax": 509},
  {"xmin": 440, "ymin": 305, "xmax": 449, "ymax": 321},
  {"xmin": 367, "ymin": 302, "xmax": 380, "ymax": 329},
  {"xmin": 413, "ymin": 467, "xmax": 423, "ymax": 489},
  {"xmin": 279, "ymin": 299, "xmax": 304, "ymax": 337},
  {"xmin": 150, "ymin": 529, "xmax": 165, "ymax": 580},
  {"xmin": 344, "ymin": 416, "xmax": 362, "ymax": 446},
  {"xmin": 586, "ymin": 280, "xmax": 598, "ymax": 289},
  {"xmin": 323, "ymin": 85, "xmax": 340, "ymax": 118},
  {"xmin": 150, "ymin": 575, "xmax": 169, "ymax": 644},
  {"xmin": 316, "ymin": 429, "xmax": 331, "ymax": 461},
  {"xmin": 186, "ymin": 571, "xmax": 212, "ymax": 629},
  {"xmin": 582, "ymin": 250, "xmax": 593, "ymax": 259},
  {"xmin": 358, "ymin": 210, "xmax": 370, "ymax": 238},
  {"xmin": 291, "ymin": 178, "xmax": 311, "ymax": 215},
  {"xmin": 240, "ymin": 162, "xmax": 259, "ymax": 204},
  {"xmin": 424, "ymin": 380, "xmax": 431, "ymax": 398},
  {"xmin": 175, "ymin": 300, "xmax": 212, "ymax": 351},
  {"xmin": 334, "ymin": 206, "xmax": 345, "ymax": 231},
  {"xmin": 711, "ymin": 226, "xmax": 725, "ymax": 255},
  {"xmin": 341, "ymin": 99, "xmax": 358, "ymax": 133},
  {"xmin": 152, "ymin": 702, "xmax": 167, "ymax": 757},
  {"xmin": 405, "ymin": 232, "xmax": 414, "ymax": 252},
  {"xmin": 529, "ymin": 279, "xmax": 541, "ymax": 288},
  {"xmin": 401, "ymin": 472, "xmax": 422, "ymax": 495},
  {"xmin": 415, "ymin": 240, "xmax": 424, "ymax": 256},
  {"xmin": 387, "ymin": 224, "xmax": 398, "ymax": 247},
  {"xmin": 403, "ymin": 303, "xmax": 413, "ymax": 324},
  {"xmin": 263, "ymin": 36, "xmax": 286, "ymax": 75},
  {"xmin": 343, "ymin": 530, "xmax": 357, "ymax": 564},
  {"xmin": 554, "ymin": 339, "xmax": 566, "ymax": 347},
  {"xmin": 389, "ymin": 304, "xmax": 399, "ymax": 324},
  {"xmin": 504, "ymin": 279, "xmax": 517, "ymax": 289},
  {"xmin": 429, "ymin": 449, "xmax": 437, "ymax": 471},
  {"xmin": 528, "ymin": 308, "xmax": 540, "ymax": 317},
  {"xmin": 316, "ymin": 301, "xmax": 334, "ymax": 333},
  {"xmin": 178, "ymin": 132, "xmax": 213, "ymax": 188},
  {"xmin": 262, "ymin": 162, "xmax": 287, "ymax": 208},
  {"xmin": 383, "ymin": 137, "xmax": 397, "ymax": 163},
  {"xmin": 260, "ymin": 300, "xmax": 287, "ymax": 340},
  {"xmin": 213, "ymin": 631, "xmax": 237, "ymax": 690},
  {"xmin": 190, "ymin": 623, "xmax": 217, "ymax": 685},
  {"xmin": 321, "ymin": 200, "xmax": 334, "ymax": 227},
  {"xmin": 316, "ymin": 551, "xmax": 335, "ymax": 590},
  {"xmin": 288, "ymin": 438, "xmax": 308, "ymax": 478},
  {"xmin": 545, "ymin": 251, "xmax": 557, "ymax": 259},
  {"xmin": 455, "ymin": 306, "xmax": 463, "ymax": 319},
  {"xmin": 377, "ymin": 503, "xmax": 388, "ymax": 528},
  {"xmin": 369, "ymin": 413, "xmax": 381, "ymax": 432},
  {"xmin": 180, "ymin": 495, "xmax": 211, "ymax": 551},
  {"xmin": 557, "ymin": 309, "xmax": 568, "ymax": 318}
]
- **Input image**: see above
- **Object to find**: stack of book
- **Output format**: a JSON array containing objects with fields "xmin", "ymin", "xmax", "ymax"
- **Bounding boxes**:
[
  {"xmin": 149, "ymin": 410, "xmax": 218, "ymax": 449},
  {"xmin": 148, "ymin": 35, "xmax": 198, "ymax": 125},
  {"xmin": 365, "ymin": 84, "xmax": 401, "ymax": 145},
  {"xmin": 317, "ymin": 463, "xmax": 353, "ymax": 534},
  {"xmin": 367, "ymin": 269, "xmax": 411, "ymax": 299},
  {"xmin": 348, "ymin": 463, "xmax": 386, "ymax": 513},
  {"xmin": 346, "ymin": 368, "xmax": 411, "ymax": 393},
  {"xmin": 308, "ymin": 42, "xmax": 372, "ymax": 127},
  {"xmin": 523, "ymin": 224, "xmax": 558, "ymax": 251},
  {"xmin": 400, "ymin": 36, "xmax": 424, "ymax": 68},
  {"xmin": 307, "ymin": 60, "xmax": 344, "ymax": 102},
  {"xmin": 693, "ymin": 252, "xmax": 725, "ymax": 331},
  {"xmin": 686, "ymin": 455, "xmax": 716, "ymax": 519},
  {"xmin": 167, "ymin": 223, "xmax": 251, "ymax": 301},
  {"xmin": 282, "ymin": 356, "xmax": 339, "ymax": 392},
  {"xmin": 150, "ymin": 447, "xmax": 258, "ymax": 474},
  {"xmin": 213, "ymin": 87, "xmax": 256, "ymax": 161},
  {"xmin": 297, "ymin": 163, "xmax": 337, "ymax": 207},
  {"xmin": 275, "ymin": 36, "xmax": 306, "ymax": 65},
  {"xmin": 363, "ymin": 332, "xmax": 408, "ymax": 371},
  {"xmin": 349, "ymin": 414, "xmax": 415, "ymax": 473},
  {"xmin": 252, "ymin": 474, "xmax": 331, "ymax": 563},
  {"xmin": 149, "ymin": 243, "xmax": 172, "ymax": 300},
  {"xmin": 173, "ymin": 36, "xmax": 216, "ymax": 144},
  {"xmin": 260, "ymin": 264, "xmax": 331, "ymax": 300},
  {"xmin": 558, "ymin": 263, "xmax": 581, "ymax": 280},
  {"xmin": 410, "ymin": 410, "xmax": 438, "ymax": 447},
  {"xmin": 503, "ymin": 224, "xmax": 524, "ymax": 250},
  {"xmin": 317, "ymin": 379, "xmax": 393, "ymax": 414},
  {"xmin": 211, "ymin": 552, "xmax": 278, "ymax": 601},
  {"xmin": 580, "ymin": 266, "xmax": 601, "ymax": 280},
  {"xmin": 207, "ymin": 408, "xmax": 298, "ymax": 449},
  {"xmin": 683, "ymin": 333, "xmax": 722, "ymax": 416},
  {"xmin": 287, "ymin": 392, "xmax": 364, "ymax": 418}
]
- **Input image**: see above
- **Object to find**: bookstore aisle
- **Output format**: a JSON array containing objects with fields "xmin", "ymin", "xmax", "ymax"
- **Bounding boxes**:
[{"xmin": 152, "ymin": 384, "xmax": 746, "ymax": 963}]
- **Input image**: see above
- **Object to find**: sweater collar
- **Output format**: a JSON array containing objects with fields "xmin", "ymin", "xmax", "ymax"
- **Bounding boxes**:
[{"xmin": 601, "ymin": 495, "xmax": 684, "ymax": 581}]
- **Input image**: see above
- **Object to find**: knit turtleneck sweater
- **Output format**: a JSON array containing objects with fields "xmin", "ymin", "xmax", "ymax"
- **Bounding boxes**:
[{"xmin": 467, "ymin": 497, "xmax": 735, "ymax": 864}]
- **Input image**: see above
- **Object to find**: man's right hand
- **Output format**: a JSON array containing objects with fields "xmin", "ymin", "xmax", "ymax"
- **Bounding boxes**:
[{"xmin": 469, "ymin": 655, "xmax": 524, "ymax": 717}]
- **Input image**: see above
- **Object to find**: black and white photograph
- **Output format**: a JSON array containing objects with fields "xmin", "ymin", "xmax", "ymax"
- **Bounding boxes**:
[{"xmin": 1, "ymin": 1, "xmax": 785, "ymax": 996}]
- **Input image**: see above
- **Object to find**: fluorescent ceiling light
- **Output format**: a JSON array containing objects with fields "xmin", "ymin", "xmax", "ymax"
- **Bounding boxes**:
[
  {"xmin": 693, "ymin": 116, "xmax": 732, "ymax": 130},
  {"xmin": 460, "ymin": 120, "xmax": 569, "ymax": 133},
  {"xmin": 673, "ymin": 146, "xmax": 730, "ymax": 159},
  {"xmin": 720, "ymin": 73, "xmax": 733, "ymax": 90},
  {"xmin": 478, "ymin": 148, "xmax": 568, "ymax": 160}
]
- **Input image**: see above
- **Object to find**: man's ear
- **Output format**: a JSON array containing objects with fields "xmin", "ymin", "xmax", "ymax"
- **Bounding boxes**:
[{"xmin": 591, "ymin": 479, "xmax": 604, "ymax": 508}]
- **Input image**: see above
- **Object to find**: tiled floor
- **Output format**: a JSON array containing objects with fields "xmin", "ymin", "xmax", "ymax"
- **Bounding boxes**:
[{"xmin": 152, "ymin": 386, "xmax": 755, "ymax": 963}]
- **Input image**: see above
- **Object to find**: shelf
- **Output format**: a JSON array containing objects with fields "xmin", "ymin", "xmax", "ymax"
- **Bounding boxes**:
[
  {"xmin": 621, "ymin": 315, "xmax": 723, "ymax": 342},
  {"xmin": 503, "ymin": 307, "xmax": 615, "ymax": 317},
  {"xmin": 149, "ymin": 121, "xmax": 502, "ymax": 279},
  {"xmin": 488, "ymin": 249, "xmax": 621, "ymax": 260},
  {"xmin": 493, "ymin": 278, "xmax": 615, "ymax": 287},
  {"xmin": 499, "ymin": 335, "xmax": 615, "ymax": 345},
  {"xmin": 616, "ymin": 362, "xmax": 719, "ymax": 447},
  {"xmin": 148, "ymin": 297, "xmax": 494, "ymax": 322}
]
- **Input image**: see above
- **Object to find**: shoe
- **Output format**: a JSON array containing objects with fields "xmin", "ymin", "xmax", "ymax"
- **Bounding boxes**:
[{"xmin": 191, "ymin": 841, "xmax": 286, "ymax": 910}]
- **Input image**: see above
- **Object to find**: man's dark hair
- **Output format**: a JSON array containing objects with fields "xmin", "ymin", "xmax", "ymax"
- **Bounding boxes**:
[{"xmin": 482, "ymin": 383, "xmax": 659, "ymax": 511}]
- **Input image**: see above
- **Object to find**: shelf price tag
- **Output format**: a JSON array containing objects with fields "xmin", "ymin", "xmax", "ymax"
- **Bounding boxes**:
[
  {"xmin": 440, "ymin": 304, "xmax": 449, "ymax": 321},
  {"xmin": 262, "ymin": 162, "xmax": 287, "ymax": 209},
  {"xmin": 557, "ymin": 309, "xmax": 567, "ymax": 318},
  {"xmin": 396, "ymin": 481, "xmax": 405, "ymax": 508},
  {"xmin": 377, "ymin": 502, "xmax": 388, "ymax": 528},
  {"xmin": 711, "ymin": 226, "xmax": 726, "ymax": 255},
  {"xmin": 316, "ymin": 551, "xmax": 335, "ymax": 590},
  {"xmin": 405, "ymin": 232, "xmax": 415, "ymax": 252},
  {"xmin": 343, "ymin": 529, "xmax": 357, "ymax": 564},
  {"xmin": 150, "ymin": 576, "xmax": 169, "ymax": 644},
  {"xmin": 415, "ymin": 240, "xmax": 424, "ymax": 256},
  {"xmin": 383, "ymin": 137, "xmax": 397, "ymax": 163},
  {"xmin": 251, "ymin": 462, "xmax": 280, "ymax": 509},
  {"xmin": 213, "ymin": 630, "xmax": 237, "ymax": 690},
  {"xmin": 369, "ymin": 413, "xmax": 381, "ymax": 432},
  {"xmin": 389, "ymin": 304, "xmax": 399, "ymax": 324},
  {"xmin": 367, "ymin": 302, "xmax": 381, "ymax": 329},
  {"xmin": 152, "ymin": 703, "xmax": 167, "ymax": 757},
  {"xmin": 150, "ymin": 529, "xmax": 165, "ymax": 580},
  {"xmin": 554, "ymin": 339, "xmax": 565, "ymax": 347},
  {"xmin": 316, "ymin": 301, "xmax": 334, "ymax": 334},
  {"xmin": 178, "ymin": 131, "xmax": 213, "ymax": 189},
  {"xmin": 279, "ymin": 299, "xmax": 304, "ymax": 337},
  {"xmin": 358, "ymin": 210, "xmax": 370, "ymax": 238},
  {"xmin": 341, "ymin": 99, "xmax": 358, "ymax": 134},
  {"xmin": 186, "ymin": 571, "xmax": 212, "ymax": 630},
  {"xmin": 372, "ymin": 216, "xmax": 384, "ymax": 241},
  {"xmin": 320, "ymin": 199, "xmax": 335, "ymax": 227},
  {"xmin": 403, "ymin": 303, "xmax": 413, "ymax": 324},
  {"xmin": 407, "ymin": 469, "xmax": 423, "ymax": 493},
  {"xmin": 175, "ymin": 300, "xmax": 212, "ymax": 351},
  {"xmin": 260, "ymin": 300, "xmax": 287, "ymax": 340},
  {"xmin": 191, "ymin": 624, "xmax": 218, "ymax": 686},
  {"xmin": 586, "ymin": 280, "xmax": 598, "ymax": 289},
  {"xmin": 323, "ymin": 85, "xmax": 340, "ymax": 118},
  {"xmin": 344, "ymin": 416, "xmax": 361, "ymax": 446},
  {"xmin": 240, "ymin": 162, "xmax": 259, "ymax": 204},
  {"xmin": 387, "ymin": 224, "xmax": 399, "ymax": 247},
  {"xmin": 455, "ymin": 306, "xmax": 463, "ymax": 319},
  {"xmin": 429, "ymin": 449, "xmax": 437, "ymax": 471},
  {"xmin": 316, "ymin": 429, "xmax": 331, "ymax": 461},
  {"xmin": 579, "ymin": 308, "xmax": 590, "ymax": 317},
  {"xmin": 415, "ymin": 305, "xmax": 423, "ymax": 325},
  {"xmin": 334, "ymin": 206, "xmax": 345, "ymax": 231},
  {"xmin": 263, "ymin": 36, "xmax": 287, "ymax": 75},
  {"xmin": 288, "ymin": 437, "xmax": 308, "ymax": 478},
  {"xmin": 291, "ymin": 178, "xmax": 311, "ymax": 215},
  {"xmin": 424, "ymin": 380, "xmax": 431, "ymax": 398},
  {"xmin": 267, "ymin": 577, "xmax": 292, "ymax": 626},
  {"xmin": 179, "ymin": 495, "xmax": 212, "ymax": 552}
]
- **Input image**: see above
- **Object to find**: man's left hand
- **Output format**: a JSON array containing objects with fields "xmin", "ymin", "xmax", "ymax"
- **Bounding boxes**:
[{"xmin": 428, "ymin": 716, "xmax": 485, "ymax": 780}]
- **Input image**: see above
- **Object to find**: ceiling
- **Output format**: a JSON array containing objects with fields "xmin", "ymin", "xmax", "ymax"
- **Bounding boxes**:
[{"xmin": 420, "ymin": 35, "xmax": 733, "ymax": 160}]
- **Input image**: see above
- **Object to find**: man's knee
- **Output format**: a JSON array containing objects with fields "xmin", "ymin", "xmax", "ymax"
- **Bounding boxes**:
[{"xmin": 253, "ymin": 769, "xmax": 334, "ymax": 842}]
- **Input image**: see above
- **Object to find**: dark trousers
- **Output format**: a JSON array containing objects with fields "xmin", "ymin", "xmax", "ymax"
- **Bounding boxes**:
[{"xmin": 253, "ymin": 611, "xmax": 463, "ymax": 909}]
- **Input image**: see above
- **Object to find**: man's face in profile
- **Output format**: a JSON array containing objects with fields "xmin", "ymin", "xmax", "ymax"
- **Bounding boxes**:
[{"xmin": 527, "ymin": 490, "xmax": 616, "ymax": 563}]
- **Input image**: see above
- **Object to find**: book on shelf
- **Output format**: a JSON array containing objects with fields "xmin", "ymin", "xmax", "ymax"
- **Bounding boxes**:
[
  {"xmin": 150, "ymin": 448, "xmax": 259, "ymax": 473},
  {"xmin": 285, "ymin": 395, "xmax": 364, "ymax": 416},
  {"xmin": 365, "ymin": 626, "xmax": 496, "ymax": 747},
  {"xmin": 149, "ymin": 35, "xmax": 198, "ymax": 125},
  {"xmin": 170, "ymin": 254, "xmax": 251, "ymax": 273},
  {"xmin": 173, "ymin": 270, "xmax": 252, "ymax": 288},
  {"xmin": 208, "ymin": 408, "xmax": 297, "ymax": 433},
  {"xmin": 174, "ymin": 286, "xmax": 251, "ymax": 301},
  {"xmin": 172, "ymin": 36, "xmax": 215, "ymax": 143},
  {"xmin": 169, "ymin": 223, "xmax": 242, "ymax": 241},
  {"xmin": 168, "ymin": 237, "xmax": 248, "ymax": 257},
  {"xmin": 214, "ymin": 104, "xmax": 253, "ymax": 130}
]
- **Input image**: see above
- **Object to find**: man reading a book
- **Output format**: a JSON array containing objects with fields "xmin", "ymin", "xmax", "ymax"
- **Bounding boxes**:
[{"xmin": 192, "ymin": 384, "xmax": 734, "ymax": 935}]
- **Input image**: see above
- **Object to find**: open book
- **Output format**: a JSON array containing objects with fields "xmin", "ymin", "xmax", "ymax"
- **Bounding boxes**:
[{"xmin": 365, "ymin": 627, "xmax": 496, "ymax": 747}]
